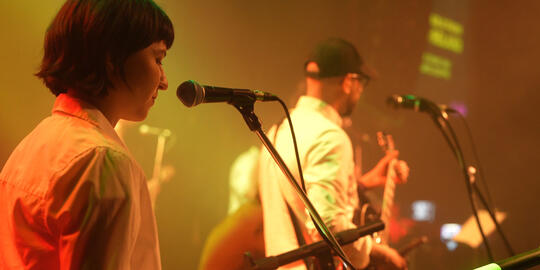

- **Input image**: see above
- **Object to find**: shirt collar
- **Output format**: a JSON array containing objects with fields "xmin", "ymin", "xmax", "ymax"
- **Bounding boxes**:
[
  {"xmin": 296, "ymin": 95, "xmax": 343, "ymax": 127},
  {"xmin": 52, "ymin": 93, "xmax": 126, "ymax": 148}
]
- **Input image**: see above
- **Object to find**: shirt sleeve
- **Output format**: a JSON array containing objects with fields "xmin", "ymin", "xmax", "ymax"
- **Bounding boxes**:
[
  {"xmin": 43, "ymin": 146, "xmax": 141, "ymax": 270},
  {"xmin": 302, "ymin": 129, "xmax": 372, "ymax": 268}
]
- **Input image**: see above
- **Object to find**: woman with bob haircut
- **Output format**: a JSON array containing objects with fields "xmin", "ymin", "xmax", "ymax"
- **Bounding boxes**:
[{"xmin": 0, "ymin": 0, "xmax": 174, "ymax": 269}]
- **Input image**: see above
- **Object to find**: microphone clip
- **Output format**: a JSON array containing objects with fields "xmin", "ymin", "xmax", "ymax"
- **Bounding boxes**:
[{"xmin": 234, "ymin": 102, "xmax": 262, "ymax": 132}]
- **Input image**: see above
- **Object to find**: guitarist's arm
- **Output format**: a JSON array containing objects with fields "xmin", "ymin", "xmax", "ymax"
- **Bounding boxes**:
[{"xmin": 357, "ymin": 151, "xmax": 409, "ymax": 189}]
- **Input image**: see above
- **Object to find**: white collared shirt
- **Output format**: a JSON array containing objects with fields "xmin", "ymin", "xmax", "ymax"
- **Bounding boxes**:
[
  {"xmin": 258, "ymin": 95, "xmax": 372, "ymax": 269},
  {"xmin": 0, "ymin": 93, "xmax": 161, "ymax": 269}
]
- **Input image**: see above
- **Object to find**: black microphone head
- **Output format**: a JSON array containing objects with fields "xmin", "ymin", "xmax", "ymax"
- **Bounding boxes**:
[
  {"xmin": 387, "ymin": 94, "xmax": 445, "ymax": 116},
  {"xmin": 177, "ymin": 80, "xmax": 205, "ymax": 107},
  {"xmin": 387, "ymin": 94, "xmax": 426, "ymax": 111}
]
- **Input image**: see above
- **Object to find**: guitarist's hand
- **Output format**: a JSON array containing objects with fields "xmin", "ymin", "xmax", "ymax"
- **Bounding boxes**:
[
  {"xmin": 393, "ymin": 159, "xmax": 409, "ymax": 184},
  {"xmin": 358, "ymin": 151, "xmax": 409, "ymax": 189},
  {"xmin": 370, "ymin": 244, "xmax": 408, "ymax": 270}
]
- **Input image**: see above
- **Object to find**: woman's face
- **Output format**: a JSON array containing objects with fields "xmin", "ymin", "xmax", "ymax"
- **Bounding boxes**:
[{"xmin": 111, "ymin": 40, "xmax": 169, "ymax": 122}]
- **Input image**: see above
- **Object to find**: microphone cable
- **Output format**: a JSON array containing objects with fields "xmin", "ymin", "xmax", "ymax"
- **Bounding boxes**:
[{"xmin": 449, "ymin": 110, "xmax": 515, "ymax": 257}]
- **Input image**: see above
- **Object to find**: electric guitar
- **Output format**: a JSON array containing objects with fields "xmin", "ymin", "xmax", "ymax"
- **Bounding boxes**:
[{"xmin": 355, "ymin": 132, "xmax": 427, "ymax": 269}]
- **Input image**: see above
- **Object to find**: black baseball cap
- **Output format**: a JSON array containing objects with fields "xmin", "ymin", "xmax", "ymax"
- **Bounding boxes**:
[{"xmin": 305, "ymin": 38, "xmax": 376, "ymax": 81}]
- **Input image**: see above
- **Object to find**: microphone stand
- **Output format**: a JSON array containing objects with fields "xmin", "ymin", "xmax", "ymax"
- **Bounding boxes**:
[
  {"xmin": 233, "ymin": 100, "xmax": 356, "ymax": 270},
  {"xmin": 427, "ymin": 107, "xmax": 514, "ymax": 261},
  {"xmin": 151, "ymin": 130, "xmax": 169, "ymax": 183}
]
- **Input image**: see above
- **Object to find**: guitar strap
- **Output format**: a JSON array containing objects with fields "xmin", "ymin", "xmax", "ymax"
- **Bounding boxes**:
[
  {"xmin": 286, "ymin": 202, "xmax": 316, "ymax": 269},
  {"xmin": 271, "ymin": 123, "xmax": 316, "ymax": 269}
]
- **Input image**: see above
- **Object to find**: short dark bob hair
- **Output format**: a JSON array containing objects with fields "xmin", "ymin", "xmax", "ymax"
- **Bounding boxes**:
[{"xmin": 36, "ymin": 0, "xmax": 174, "ymax": 97}]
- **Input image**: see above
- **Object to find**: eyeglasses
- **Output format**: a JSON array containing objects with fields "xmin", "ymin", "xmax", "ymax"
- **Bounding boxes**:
[{"xmin": 350, "ymin": 72, "xmax": 371, "ymax": 88}]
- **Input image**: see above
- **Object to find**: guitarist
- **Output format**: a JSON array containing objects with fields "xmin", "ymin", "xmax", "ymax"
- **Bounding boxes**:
[{"xmin": 258, "ymin": 38, "xmax": 408, "ymax": 270}]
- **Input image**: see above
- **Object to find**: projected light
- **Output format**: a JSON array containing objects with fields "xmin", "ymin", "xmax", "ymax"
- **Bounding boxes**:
[
  {"xmin": 420, "ymin": 52, "xmax": 452, "ymax": 80},
  {"xmin": 428, "ymin": 13, "xmax": 464, "ymax": 54},
  {"xmin": 440, "ymin": 223, "xmax": 462, "ymax": 251},
  {"xmin": 419, "ymin": 12, "xmax": 465, "ymax": 80},
  {"xmin": 411, "ymin": 200, "xmax": 436, "ymax": 222}
]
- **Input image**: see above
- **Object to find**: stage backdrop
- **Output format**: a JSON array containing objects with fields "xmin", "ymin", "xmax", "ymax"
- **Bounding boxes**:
[{"xmin": 1, "ymin": 1, "xmax": 539, "ymax": 269}]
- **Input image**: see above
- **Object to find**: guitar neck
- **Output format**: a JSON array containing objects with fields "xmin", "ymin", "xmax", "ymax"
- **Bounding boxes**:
[
  {"xmin": 376, "ymin": 132, "xmax": 397, "ymax": 245},
  {"xmin": 379, "ymin": 159, "xmax": 396, "ymax": 244}
]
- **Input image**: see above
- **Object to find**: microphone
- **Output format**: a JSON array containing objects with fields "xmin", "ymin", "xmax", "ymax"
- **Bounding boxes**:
[
  {"xmin": 177, "ymin": 80, "xmax": 278, "ymax": 107},
  {"xmin": 386, "ymin": 94, "xmax": 455, "ymax": 116}
]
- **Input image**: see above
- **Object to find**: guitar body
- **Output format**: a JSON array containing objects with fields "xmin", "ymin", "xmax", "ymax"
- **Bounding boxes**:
[{"xmin": 199, "ymin": 201, "xmax": 265, "ymax": 270}]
